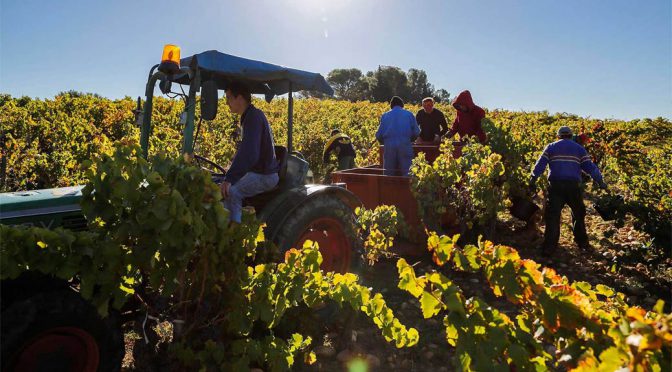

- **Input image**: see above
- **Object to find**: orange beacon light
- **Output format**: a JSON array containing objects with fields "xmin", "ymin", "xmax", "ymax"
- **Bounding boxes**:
[{"xmin": 159, "ymin": 44, "xmax": 181, "ymax": 74}]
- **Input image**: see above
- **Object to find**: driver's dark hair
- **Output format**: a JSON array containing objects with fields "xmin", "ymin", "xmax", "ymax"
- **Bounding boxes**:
[{"xmin": 226, "ymin": 80, "xmax": 252, "ymax": 103}]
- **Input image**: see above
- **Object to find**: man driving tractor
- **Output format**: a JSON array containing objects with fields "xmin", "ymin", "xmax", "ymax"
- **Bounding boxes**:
[{"xmin": 220, "ymin": 81, "xmax": 279, "ymax": 223}]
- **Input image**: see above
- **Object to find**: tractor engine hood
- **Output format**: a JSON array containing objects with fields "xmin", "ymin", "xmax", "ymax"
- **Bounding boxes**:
[{"xmin": 0, "ymin": 186, "xmax": 84, "ymax": 221}]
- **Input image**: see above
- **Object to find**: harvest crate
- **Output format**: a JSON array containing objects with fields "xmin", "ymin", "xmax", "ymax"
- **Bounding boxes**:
[{"xmin": 333, "ymin": 143, "xmax": 463, "ymax": 254}]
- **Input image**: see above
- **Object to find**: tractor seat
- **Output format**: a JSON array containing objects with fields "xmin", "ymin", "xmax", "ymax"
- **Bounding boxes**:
[{"xmin": 243, "ymin": 145, "xmax": 287, "ymax": 210}]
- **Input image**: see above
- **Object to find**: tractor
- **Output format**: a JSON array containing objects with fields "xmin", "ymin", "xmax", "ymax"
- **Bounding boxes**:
[{"xmin": 0, "ymin": 45, "xmax": 362, "ymax": 371}]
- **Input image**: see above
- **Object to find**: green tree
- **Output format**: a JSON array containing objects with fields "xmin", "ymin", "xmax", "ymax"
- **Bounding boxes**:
[
  {"xmin": 407, "ymin": 68, "xmax": 435, "ymax": 103},
  {"xmin": 326, "ymin": 68, "xmax": 367, "ymax": 101},
  {"xmin": 365, "ymin": 66, "xmax": 410, "ymax": 103},
  {"xmin": 434, "ymin": 89, "xmax": 451, "ymax": 103}
]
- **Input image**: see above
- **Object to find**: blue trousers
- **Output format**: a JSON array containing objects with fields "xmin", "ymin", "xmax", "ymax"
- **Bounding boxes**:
[
  {"xmin": 226, "ymin": 172, "xmax": 279, "ymax": 223},
  {"xmin": 383, "ymin": 144, "xmax": 413, "ymax": 176}
]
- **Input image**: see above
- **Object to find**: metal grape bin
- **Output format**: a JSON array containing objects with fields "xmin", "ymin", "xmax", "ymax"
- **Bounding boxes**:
[{"xmin": 332, "ymin": 143, "xmax": 462, "ymax": 251}]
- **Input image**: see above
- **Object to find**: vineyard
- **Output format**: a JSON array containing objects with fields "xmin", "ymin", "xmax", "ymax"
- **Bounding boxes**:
[{"xmin": 1, "ymin": 93, "xmax": 671, "ymax": 371}]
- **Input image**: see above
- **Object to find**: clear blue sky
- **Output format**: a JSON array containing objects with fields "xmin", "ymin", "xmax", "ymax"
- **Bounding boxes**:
[{"xmin": 1, "ymin": 0, "xmax": 670, "ymax": 120}]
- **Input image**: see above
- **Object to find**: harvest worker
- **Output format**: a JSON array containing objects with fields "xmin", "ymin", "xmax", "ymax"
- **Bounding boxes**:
[
  {"xmin": 220, "ymin": 81, "xmax": 279, "ymax": 223},
  {"xmin": 529, "ymin": 126, "xmax": 608, "ymax": 255},
  {"xmin": 415, "ymin": 97, "xmax": 448, "ymax": 144},
  {"xmin": 447, "ymin": 90, "xmax": 487, "ymax": 143},
  {"xmin": 323, "ymin": 129, "xmax": 357, "ymax": 170},
  {"xmin": 376, "ymin": 96, "xmax": 420, "ymax": 176}
]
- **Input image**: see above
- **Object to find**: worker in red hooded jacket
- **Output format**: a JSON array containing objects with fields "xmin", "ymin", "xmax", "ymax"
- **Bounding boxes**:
[{"xmin": 446, "ymin": 90, "xmax": 487, "ymax": 143}]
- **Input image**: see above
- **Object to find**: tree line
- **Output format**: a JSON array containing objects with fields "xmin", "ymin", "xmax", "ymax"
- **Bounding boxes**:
[{"xmin": 303, "ymin": 66, "xmax": 451, "ymax": 104}]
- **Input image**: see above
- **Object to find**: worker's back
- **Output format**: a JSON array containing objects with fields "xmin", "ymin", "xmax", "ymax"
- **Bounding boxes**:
[
  {"xmin": 376, "ymin": 107, "xmax": 419, "ymax": 146},
  {"xmin": 536, "ymin": 139, "xmax": 598, "ymax": 182}
]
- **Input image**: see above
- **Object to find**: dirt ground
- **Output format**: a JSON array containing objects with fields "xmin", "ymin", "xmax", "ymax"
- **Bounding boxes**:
[{"xmin": 122, "ymin": 200, "xmax": 671, "ymax": 371}]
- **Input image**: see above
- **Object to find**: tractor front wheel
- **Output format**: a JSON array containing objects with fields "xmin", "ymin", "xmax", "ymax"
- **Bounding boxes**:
[
  {"xmin": 275, "ymin": 195, "xmax": 362, "ymax": 273},
  {"xmin": 1, "ymin": 289, "xmax": 124, "ymax": 372}
]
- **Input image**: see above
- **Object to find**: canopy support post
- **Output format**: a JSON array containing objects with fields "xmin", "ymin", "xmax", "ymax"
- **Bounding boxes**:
[
  {"xmin": 182, "ymin": 69, "xmax": 200, "ymax": 156},
  {"xmin": 287, "ymin": 82, "xmax": 293, "ymax": 153},
  {"xmin": 140, "ymin": 66, "xmax": 163, "ymax": 159}
]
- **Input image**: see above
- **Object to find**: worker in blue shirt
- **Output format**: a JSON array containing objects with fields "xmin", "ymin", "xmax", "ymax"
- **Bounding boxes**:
[
  {"xmin": 530, "ymin": 126, "xmax": 607, "ymax": 255},
  {"xmin": 220, "ymin": 81, "xmax": 279, "ymax": 223},
  {"xmin": 376, "ymin": 96, "xmax": 420, "ymax": 176}
]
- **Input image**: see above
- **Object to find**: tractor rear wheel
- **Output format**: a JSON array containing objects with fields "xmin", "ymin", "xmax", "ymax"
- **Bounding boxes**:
[
  {"xmin": 1, "ymin": 289, "xmax": 124, "ymax": 372},
  {"xmin": 275, "ymin": 195, "xmax": 362, "ymax": 273}
]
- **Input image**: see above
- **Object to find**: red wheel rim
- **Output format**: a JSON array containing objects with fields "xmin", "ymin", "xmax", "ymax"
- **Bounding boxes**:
[
  {"xmin": 297, "ymin": 217, "xmax": 351, "ymax": 273},
  {"xmin": 14, "ymin": 327, "xmax": 99, "ymax": 372}
]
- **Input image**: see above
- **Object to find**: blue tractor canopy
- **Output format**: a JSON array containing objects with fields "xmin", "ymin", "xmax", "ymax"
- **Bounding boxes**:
[
  {"xmin": 174, "ymin": 50, "xmax": 334, "ymax": 100},
  {"xmin": 142, "ymin": 47, "xmax": 334, "ymax": 156}
]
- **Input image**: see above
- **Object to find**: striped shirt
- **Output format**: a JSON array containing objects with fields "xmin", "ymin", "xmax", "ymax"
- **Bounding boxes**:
[{"xmin": 532, "ymin": 139, "xmax": 603, "ymax": 182}]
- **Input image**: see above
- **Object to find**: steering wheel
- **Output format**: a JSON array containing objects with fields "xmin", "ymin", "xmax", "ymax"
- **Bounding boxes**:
[{"xmin": 193, "ymin": 155, "xmax": 227, "ymax": 177}]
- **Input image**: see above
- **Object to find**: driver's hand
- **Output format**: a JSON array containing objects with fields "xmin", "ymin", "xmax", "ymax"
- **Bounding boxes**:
[{"xmin": 220, "ymin": 182, "xmax": 231, "ymax": 199}]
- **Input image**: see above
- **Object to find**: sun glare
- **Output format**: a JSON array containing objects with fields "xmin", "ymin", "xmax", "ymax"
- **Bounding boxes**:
[{"xmin": 287, "ymin": 0, "xmax": 353, "ymax": 15}]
